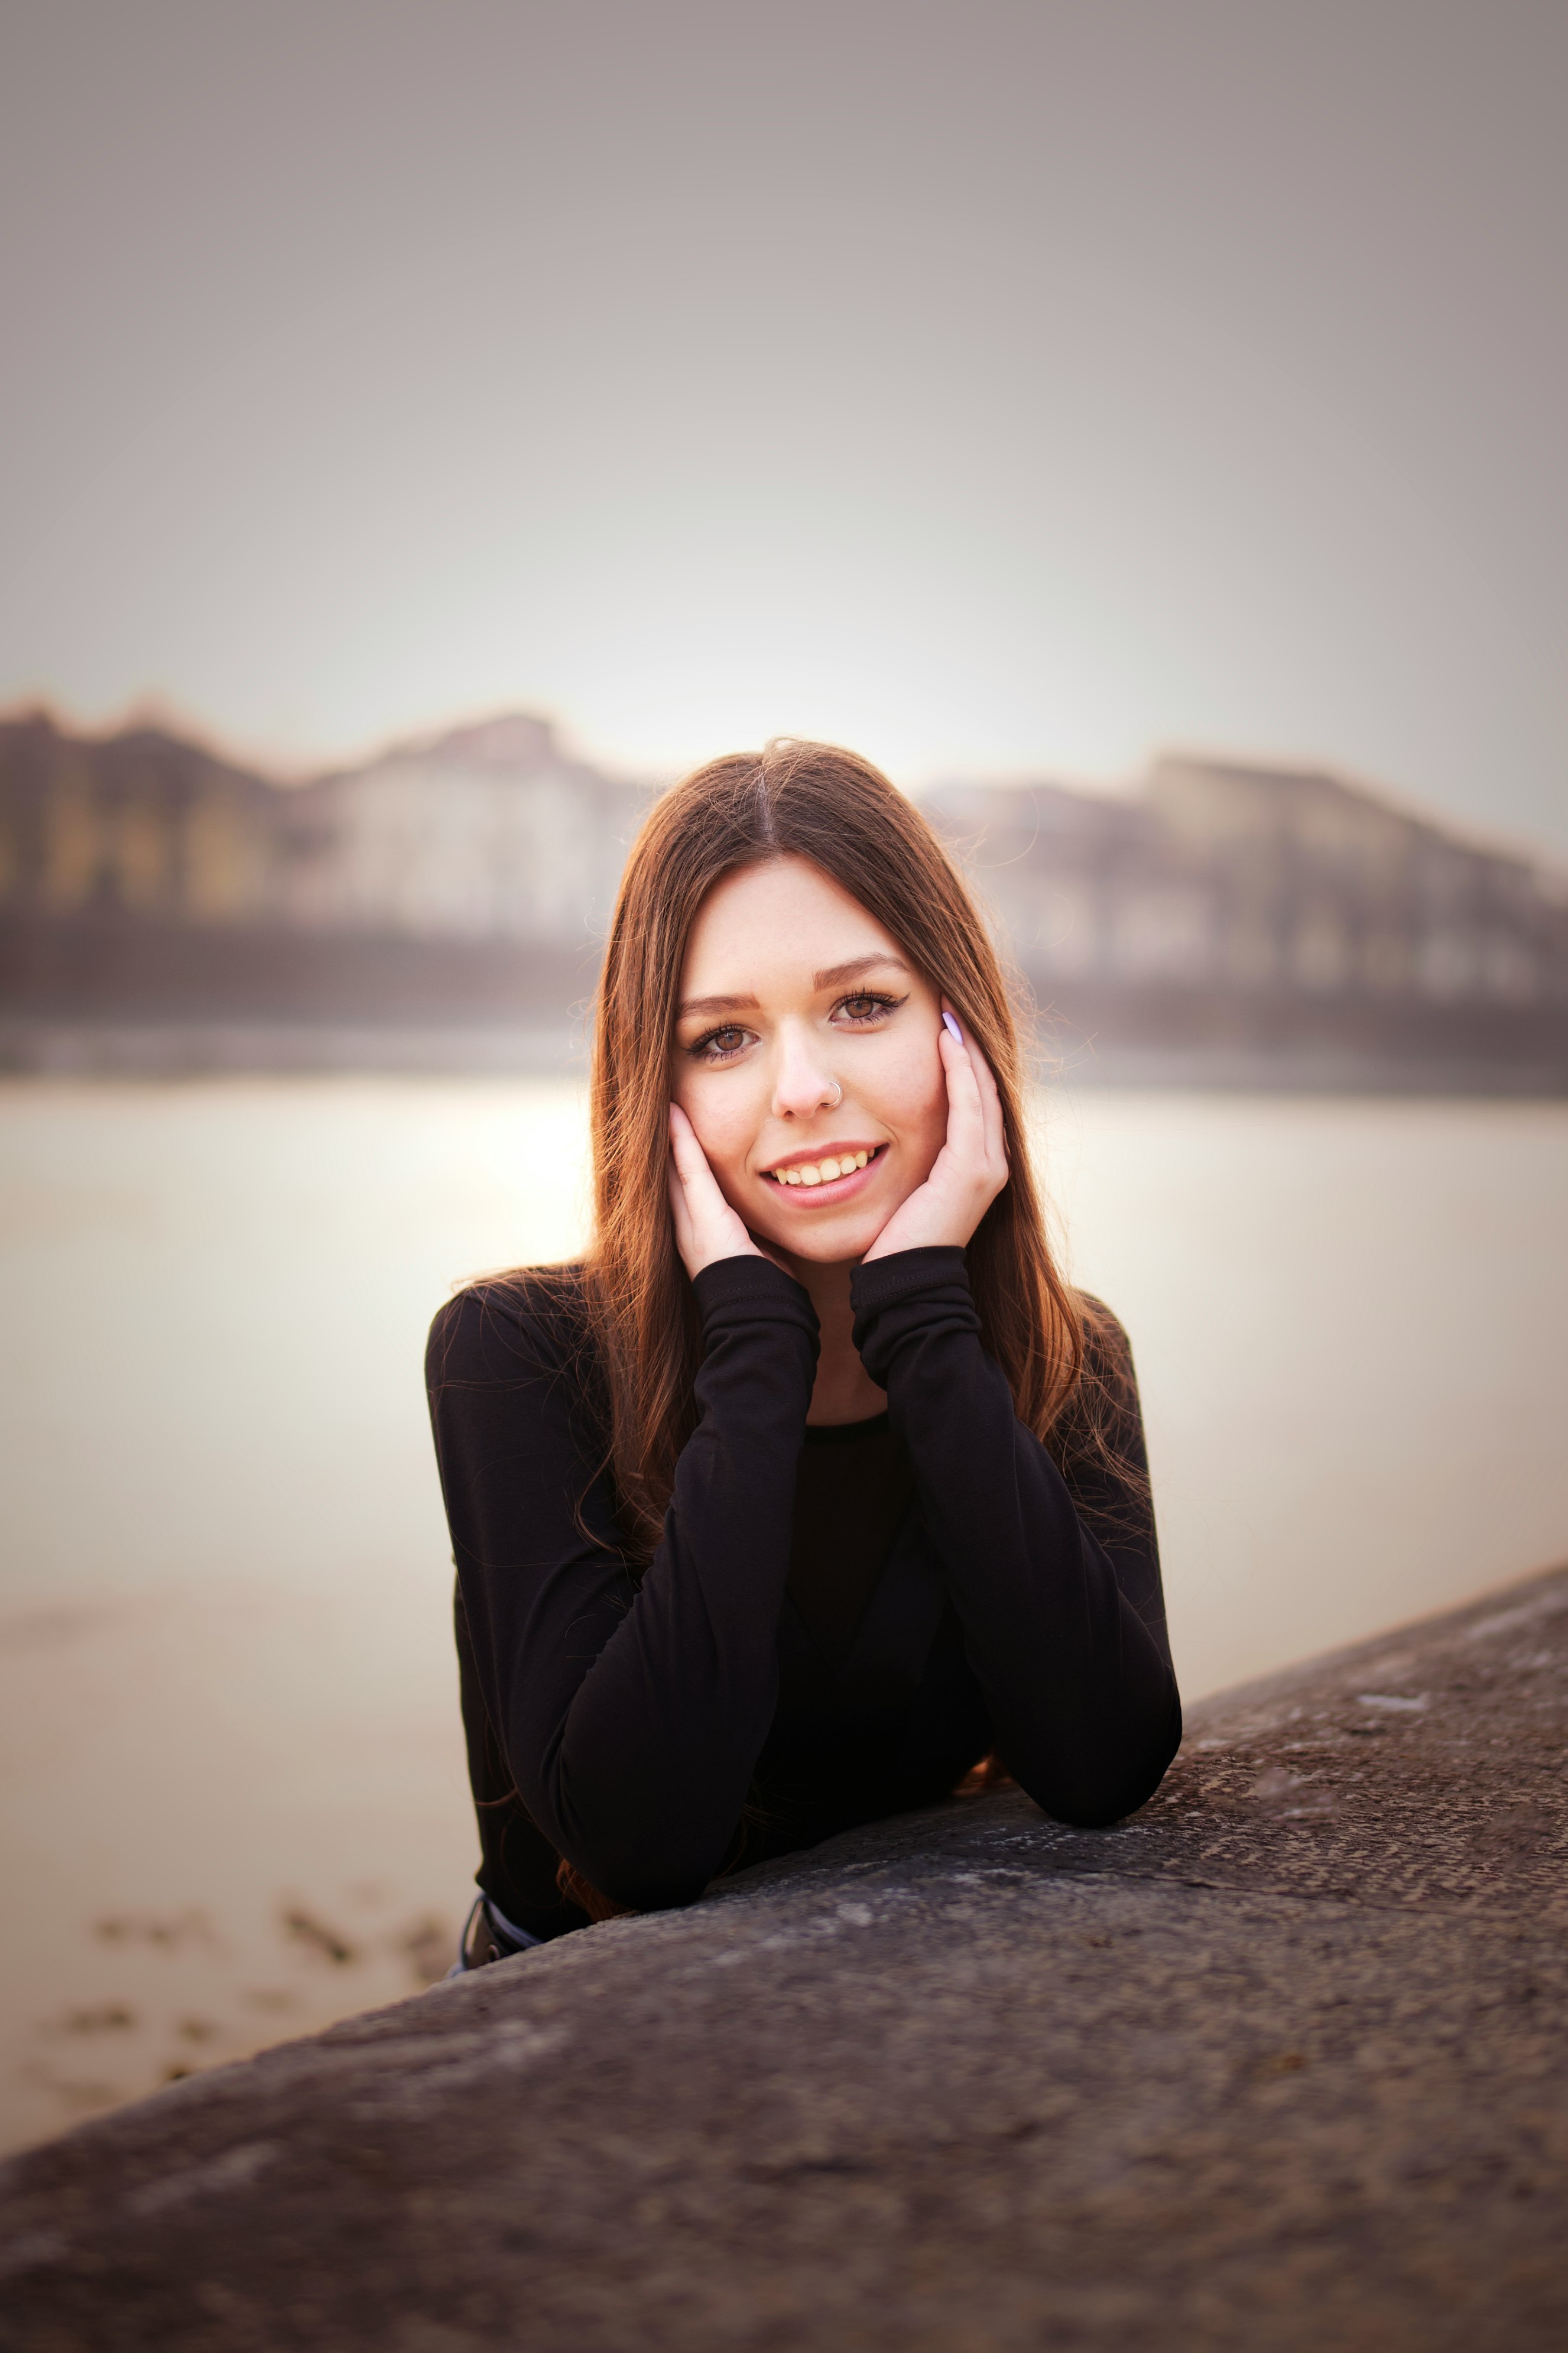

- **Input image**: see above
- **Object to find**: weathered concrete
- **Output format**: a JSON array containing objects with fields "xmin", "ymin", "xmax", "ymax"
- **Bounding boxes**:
[{"xmin": 2, "ymin": 1565, "xmax": 1565, "ymax": 2352}]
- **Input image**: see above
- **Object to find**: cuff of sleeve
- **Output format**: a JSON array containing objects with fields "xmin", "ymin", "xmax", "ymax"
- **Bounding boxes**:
[
  {"xmin": 693, "ymin": 1253, "xmax": 819, "ymax": 1334},
  {"xmin": 849, "ymin": 1244, "xmax": 970, "ymax": 1317},
  {"xmin": 850, "ymin": 1246, "xmax": 979, "ymax": 1389}
]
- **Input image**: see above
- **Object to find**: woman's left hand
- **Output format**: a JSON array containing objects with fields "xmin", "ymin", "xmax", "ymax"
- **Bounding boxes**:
[{"xmin": 861, "ymin": 1008, "xmax": 1009, "ymax": 1262}]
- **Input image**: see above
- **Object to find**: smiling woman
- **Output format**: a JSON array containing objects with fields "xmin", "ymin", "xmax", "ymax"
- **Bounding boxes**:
[
  {"xmin": 426, "ymin": 741, "xmax": 1180, "ymax": 1960},
  {"xmin": 667, "ymin": 855, "xmax": 1011, "ymax": 1424}
]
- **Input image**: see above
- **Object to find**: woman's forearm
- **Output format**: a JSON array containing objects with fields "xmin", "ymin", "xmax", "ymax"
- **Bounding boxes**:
[
  {"xmin": 851, "ymin": 1247, "xmax": 1181, "ymax": 1825},
  {"xmin": 516, "ymin": 1260, "xmax": 820, "ymax": 1905}
]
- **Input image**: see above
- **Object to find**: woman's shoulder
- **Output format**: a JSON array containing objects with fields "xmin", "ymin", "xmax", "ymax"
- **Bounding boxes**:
[
  {"xmin": 1051, "ymin": 1289, "xmax": 1143, "ymax": 1441},
  {"xmin": 426, "ymin": 1261, "xmax": 598, "ymax": 1393},
  {"xmin": 1073, "ymin": 1291, "xmax": 1136, "ymax": 1384}
]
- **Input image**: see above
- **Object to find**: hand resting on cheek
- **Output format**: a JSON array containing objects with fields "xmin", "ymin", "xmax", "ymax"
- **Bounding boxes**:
[
  {"xmin": 859, "ymin": 1007, "xmax": 1009, "ymax": 1262},
  {"xmin": 667, "ymin": 1101, "xmax": 774, "ymax": 1279}
]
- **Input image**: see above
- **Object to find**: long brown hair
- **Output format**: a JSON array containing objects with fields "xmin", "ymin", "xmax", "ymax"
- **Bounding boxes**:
[{"xmin": 583, "ymin": 737, "xmax": 1090, "ymax": 1558}]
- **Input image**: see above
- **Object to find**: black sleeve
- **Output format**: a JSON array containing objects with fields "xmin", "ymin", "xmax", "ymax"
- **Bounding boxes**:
[
  {"xmin": 850, "ymin": 1246, "xmax": 1181, "ymax": 1826},
  {"xmin": 425, "ymin": 1260, "xmax": 819, "ymax": 1910}
]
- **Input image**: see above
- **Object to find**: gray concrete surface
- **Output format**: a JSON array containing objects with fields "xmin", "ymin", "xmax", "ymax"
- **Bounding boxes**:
[{"xmin": 2, "ymin": 1564, "xmax": 1564, "ymax": 2352}]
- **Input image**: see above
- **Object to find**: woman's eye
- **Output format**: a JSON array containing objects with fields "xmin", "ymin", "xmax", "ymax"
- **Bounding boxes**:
[
  {"xmin": 691, "ymin": 1026, "xmax": 751, "ymax": 1061},
  {"xmin": 836, "ymin": 992, "xmax": 899, "ymax": 1024}
]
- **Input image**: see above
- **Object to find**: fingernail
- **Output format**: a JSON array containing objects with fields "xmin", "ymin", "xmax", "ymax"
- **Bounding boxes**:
[{"xmin": 942, "ymin": 1011, "xmax": 963, "ymax": 1043}]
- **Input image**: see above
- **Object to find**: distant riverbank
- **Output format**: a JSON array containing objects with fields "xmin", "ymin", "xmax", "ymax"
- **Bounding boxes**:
[{"xmin": 4, "ymin": 1015, "xmax": 1567, "ymax": 1094}]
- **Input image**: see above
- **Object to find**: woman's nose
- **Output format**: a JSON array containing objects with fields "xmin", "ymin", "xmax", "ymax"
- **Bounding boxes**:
[{"xmin": 771, "ymin": 1026, "xmax": 840, "ymax": 1120}]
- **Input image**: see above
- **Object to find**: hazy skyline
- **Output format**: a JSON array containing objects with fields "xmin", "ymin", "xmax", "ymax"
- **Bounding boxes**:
[{"xmin": 2, "ymin": 2, "xmax": 1564, "ymax": 854}]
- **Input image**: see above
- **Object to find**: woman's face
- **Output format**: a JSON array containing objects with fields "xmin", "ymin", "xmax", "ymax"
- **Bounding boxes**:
[{"xmin": 670, "ymin": 855, "xmax": 949, "ymax": 1266}]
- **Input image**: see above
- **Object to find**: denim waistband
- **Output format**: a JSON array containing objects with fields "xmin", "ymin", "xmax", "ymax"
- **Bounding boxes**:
[
  {"xmin": 483, "ymin": 1894, "xmax": 541, "ymax": 1952},
  {"xmin": 449, "ymin": 1892, "xmax": 543, "ymax": 1976}
]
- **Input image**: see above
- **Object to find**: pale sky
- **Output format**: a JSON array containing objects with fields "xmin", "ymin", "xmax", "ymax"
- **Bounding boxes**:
[{"xmin": 2, "ymin": 2, "xmax": 1565, "ymax": 853}]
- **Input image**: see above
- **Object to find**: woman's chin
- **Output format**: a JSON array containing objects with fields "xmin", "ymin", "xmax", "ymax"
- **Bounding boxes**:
[{"xmin": 750, "ymin": 1204, "xmax": 895, "ymax": 1268}]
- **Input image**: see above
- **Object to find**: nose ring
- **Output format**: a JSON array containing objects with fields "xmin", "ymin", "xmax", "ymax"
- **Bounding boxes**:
[{"xmin": 824, "ymin": 1079, "xmax": 843, "ymax": 1109}]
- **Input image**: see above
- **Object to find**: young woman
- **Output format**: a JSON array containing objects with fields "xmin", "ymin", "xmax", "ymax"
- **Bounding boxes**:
[{"xmin": 427, "ymin": 741, "xmax": 1180, "ymax": 1965}]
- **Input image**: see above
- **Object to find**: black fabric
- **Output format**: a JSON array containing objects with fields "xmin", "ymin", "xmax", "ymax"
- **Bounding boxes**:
[
  {"xmin": 426, "ymin": 1248, "xmax": 1181, "ymax": 1940},
  {"xmin": 788, "ymin": 1415, "xmax": 914, "ymax": 1668}
]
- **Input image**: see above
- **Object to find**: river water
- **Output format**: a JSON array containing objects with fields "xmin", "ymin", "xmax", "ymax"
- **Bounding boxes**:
[{"xmin": 2, "ymin": 1077, "xmax": 1566, "ymax": 2150}]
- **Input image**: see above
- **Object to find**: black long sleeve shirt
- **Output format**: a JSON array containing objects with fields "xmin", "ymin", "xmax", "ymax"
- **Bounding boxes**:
[{"xmin": 425, "ymin": 1246, "xmax": 1180, "ymax": 1942}]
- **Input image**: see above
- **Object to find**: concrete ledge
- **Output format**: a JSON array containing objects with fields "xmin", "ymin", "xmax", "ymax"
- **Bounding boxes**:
[{"xmin": 2, "ymin": 1565, "xmax": 1565, "ymax": 2351}]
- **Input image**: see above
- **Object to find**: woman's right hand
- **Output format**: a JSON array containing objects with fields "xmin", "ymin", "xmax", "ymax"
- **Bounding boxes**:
[{"xmin": 668, "ymin": 1103, "xmax": 766, "ymax": 1279}]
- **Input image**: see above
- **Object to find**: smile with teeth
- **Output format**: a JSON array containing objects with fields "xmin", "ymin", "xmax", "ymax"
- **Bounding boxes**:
[{"xmin": 765, "ymin": 1147, "xmax": 881, "ymax": 1187}]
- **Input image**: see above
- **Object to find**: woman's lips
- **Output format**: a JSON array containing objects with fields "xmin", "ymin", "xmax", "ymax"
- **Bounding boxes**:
[{"xmin": 759, "ymin": 1143, "xmax": 887, "ymax": 1201}]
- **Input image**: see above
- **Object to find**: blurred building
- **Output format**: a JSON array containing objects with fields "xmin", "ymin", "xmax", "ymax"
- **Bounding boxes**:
[
  {"xmin": 926, "ymin": 759, "xmax": 1568, "ymax": 1009},
  {"xmin": 924, "ymin": 759, "xmax": 1568, "ymax": 1085},
  {"xmin": 0, "ymin": 711, "xmax": 645, "ymax": 1061},
  {"xmin": 0, "ymin": 708, "xmax": 642, "ymax": 940},
  {"xmin": 0, "ymin": 712, "xmax": 281, "ymax": 924},
  {"xmin": 281, "ymin": 714, "xmax": 644, "ymax": 943},
  {"xmin": 2, "ymin": 711, "xmax": 1566, "ymax": 1085}
]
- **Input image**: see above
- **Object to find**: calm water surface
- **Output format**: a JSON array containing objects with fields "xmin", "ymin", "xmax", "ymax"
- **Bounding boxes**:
[{"xmin": 1, "ymin": 1077, "xmax": 1565, "ymax": 2148}]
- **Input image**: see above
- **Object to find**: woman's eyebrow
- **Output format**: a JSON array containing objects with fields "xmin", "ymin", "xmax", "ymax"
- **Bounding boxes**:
[
  {"xmin": 676, "ymin": 990, "xmax": 762, "ymax": 1020},
  {"xmin": 813, "ymin": 953, "xmax": 910, "ymax": 990},
  {"xmin": 676, "ymin": 956, "xmax": 907, "ymax": 1019}
]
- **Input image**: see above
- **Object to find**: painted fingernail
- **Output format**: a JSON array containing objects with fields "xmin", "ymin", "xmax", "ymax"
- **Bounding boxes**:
[{"xmin": 942, "ymin": 1011, "xmax": 963, "ymax": 1043}]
